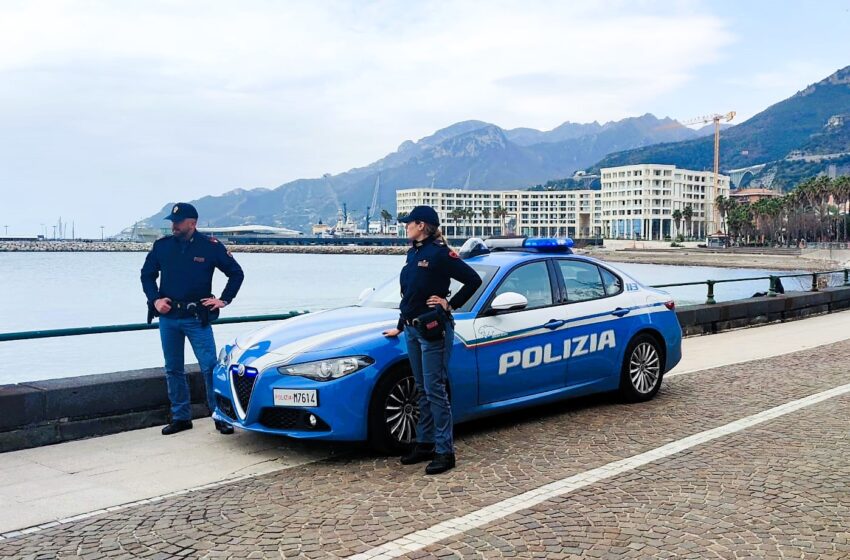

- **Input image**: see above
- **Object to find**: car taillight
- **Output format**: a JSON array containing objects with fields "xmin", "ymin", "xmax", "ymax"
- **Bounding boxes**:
[{"xmin": 664, "ymin": 300, "xmax": 675, "ymax": 311}]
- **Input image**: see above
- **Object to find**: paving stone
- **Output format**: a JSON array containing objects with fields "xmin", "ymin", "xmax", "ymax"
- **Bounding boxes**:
[{"xmin": 2, "ymin": 340, "xmax": 850, "ymax": 559}]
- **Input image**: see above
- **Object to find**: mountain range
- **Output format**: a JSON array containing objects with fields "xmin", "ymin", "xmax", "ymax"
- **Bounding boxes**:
[
  {"xmin": 590, "ymin": 66, "xmax": 850, "ymax": 189},
  {"xmin": 139, "ymin": 65, "xmax": 850, "ymax": 233},
  {"xmin": 139, "ymin": 114, "xmax": 709, "ymax": 232}
]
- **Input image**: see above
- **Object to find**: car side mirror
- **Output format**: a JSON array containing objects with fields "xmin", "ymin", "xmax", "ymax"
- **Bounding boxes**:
[
  {"xmin": 358, "ymin": 287, "xmax": 374, "ymax": 303},
  {"xmin": 490, "ymin": 292, "xmax": 528, "ymax": 312}
]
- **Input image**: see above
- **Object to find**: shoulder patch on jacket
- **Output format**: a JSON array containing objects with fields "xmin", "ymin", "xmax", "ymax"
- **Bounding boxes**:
[
  {"xmin": 449, "ymin": 250, "xmax": 460, "ymax": 259},
  {"xmin": 209, "ymin": 237, "xmax": 219, "ymax": 243}
]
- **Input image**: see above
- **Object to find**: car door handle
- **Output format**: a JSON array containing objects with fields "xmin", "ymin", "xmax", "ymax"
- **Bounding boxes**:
[
  {"xmin": 611, "ymin": 307, "xmax": 631, "ymax": 317},
  {"xmin": 543, "ymin": 319, "xmax": 566, "ymax": 330}
]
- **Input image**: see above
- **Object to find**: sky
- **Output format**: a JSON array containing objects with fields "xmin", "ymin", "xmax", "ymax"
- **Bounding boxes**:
[{"xmin": 1, "ymin": 0, "xmax": 849, "ymax": 238}]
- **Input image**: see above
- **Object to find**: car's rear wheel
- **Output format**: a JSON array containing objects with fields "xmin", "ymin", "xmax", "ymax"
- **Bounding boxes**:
[
  {"xmin": 368, "ymin": 366, "xmax": 419, "ymax": 454},
  {"xmin": 619, "ymin": 334, "xmax": 664, "ymax": 402}
]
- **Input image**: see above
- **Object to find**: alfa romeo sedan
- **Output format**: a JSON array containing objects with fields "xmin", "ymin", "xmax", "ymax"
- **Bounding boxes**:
[{"xmin": 212, "ymin": 237, "xmax": 682, "ymax": 452}]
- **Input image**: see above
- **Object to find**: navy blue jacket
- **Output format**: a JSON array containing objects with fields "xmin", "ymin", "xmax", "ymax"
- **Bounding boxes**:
[
  {"xmin": 397, "ymin": 236, "xmax": 482, "ymax": 330},
  {"xmin": 140, "ymin": 232, "xmax": 244, "ymax": 305}
]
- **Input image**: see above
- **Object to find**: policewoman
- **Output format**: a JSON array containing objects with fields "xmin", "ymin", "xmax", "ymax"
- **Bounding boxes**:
[
  {"xmin": 382, "ymin": 205, "xmax": 482, "ymax": 474},
  {"xmin": 141, "ymin": 203, "xmax": 245, "ymax": 436}
]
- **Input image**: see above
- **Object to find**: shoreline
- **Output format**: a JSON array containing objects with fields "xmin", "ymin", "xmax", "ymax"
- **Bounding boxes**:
[
  {"xmin": 1, "ymin": 240, "xmax": 840, "ymax": 271},
  {"xmin": 588, "ymin": 249, "xmax": 837, "ymax": 272}
]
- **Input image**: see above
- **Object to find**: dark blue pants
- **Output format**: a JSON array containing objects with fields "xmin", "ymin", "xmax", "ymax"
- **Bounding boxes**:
[
  {"xmin": 404, "ymin": 321, "xmax": 455, "ymax": 455},
  {"xmin": 158, "ymin": 315, "xmax": 218, "ymax": 422}
]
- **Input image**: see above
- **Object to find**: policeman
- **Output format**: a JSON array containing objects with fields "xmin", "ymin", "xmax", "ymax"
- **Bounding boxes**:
[
  {"xmin": 140, "ymin": 203, "xmax": 245, "ymax": 436},
  {"xmin": 382, "ymin": 205, "xmax": 482, "ymax": 474}
]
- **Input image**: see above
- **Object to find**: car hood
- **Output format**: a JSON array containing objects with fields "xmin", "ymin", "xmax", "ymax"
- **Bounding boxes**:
[{"xmin": 230, "ymin": 306, "xmax": 398, "ymax": 368}]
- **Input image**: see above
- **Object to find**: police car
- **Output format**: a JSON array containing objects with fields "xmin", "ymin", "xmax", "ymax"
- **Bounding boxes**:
[{"xmin": 212, "ymin": 237, "xmax": 682, "ymax": 453}]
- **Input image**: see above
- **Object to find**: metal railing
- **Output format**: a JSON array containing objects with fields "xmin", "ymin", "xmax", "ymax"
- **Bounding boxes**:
[
  {"xmin": 0, "ymin": 311, "xmax": 310, "ymax": 343},
  {"xmin": 1, "ymin": 269, "xmax": 849, "ymax": 341},
  {"xmin": 653, "ymin": 269, "xmax": 850, "ymax": 305}
]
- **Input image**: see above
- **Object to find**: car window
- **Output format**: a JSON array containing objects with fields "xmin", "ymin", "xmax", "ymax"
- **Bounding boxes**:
[
  {"xmin": 599, "ymin": 267, "xmax": 623, "ymax": 296},
  {"xmin": 557, "ymin": 260, "xmax": 606, "ymax": 302},
  {"xmin": 492, "ymin": 261, "xmax": 553, "ymax": 310}
]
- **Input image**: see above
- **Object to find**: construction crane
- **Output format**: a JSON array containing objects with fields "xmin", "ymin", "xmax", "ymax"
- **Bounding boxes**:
[
  {"xmin": 365, "ymin": 173, "xmax": 381, "ymax": 235},
  {"xmin": 678, "ymin": 111, "xmax": 736, "ymax": 196}
]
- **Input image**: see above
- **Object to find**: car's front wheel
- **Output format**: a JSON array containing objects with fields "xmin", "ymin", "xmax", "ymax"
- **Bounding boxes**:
[
  {"xmin": 619, "ymin": 334, "xmax": 664, "ymax": 402},
  {"xmin": 368, "ymin": 366, "xmax": 419, "ymax": 454}
]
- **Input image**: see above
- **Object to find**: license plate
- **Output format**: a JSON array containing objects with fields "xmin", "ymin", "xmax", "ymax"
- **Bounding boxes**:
[{"xmin": 273, "ymin": 389, "xmax": 318, "ymax": 407}]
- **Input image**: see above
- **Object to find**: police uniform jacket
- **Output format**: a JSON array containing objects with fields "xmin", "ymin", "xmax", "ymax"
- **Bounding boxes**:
[
  {"xmin": 140, "ymin": 231, "xmax": 244, "ymax": 308},
  {"xmin": 397, "ymin": 236, "xmax": 482, "ymax": 330}
]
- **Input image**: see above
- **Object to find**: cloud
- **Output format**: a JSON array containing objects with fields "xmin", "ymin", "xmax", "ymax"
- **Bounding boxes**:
[{"xmin": 0, "ymin": 0, "xmax": 734, "ymax": 236}]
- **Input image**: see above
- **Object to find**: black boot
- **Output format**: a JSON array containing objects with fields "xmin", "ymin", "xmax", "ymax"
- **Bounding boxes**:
[
  {"xmin": 215, "ymin": 420, "xmax": 234, "ymax": 435},
  {"xmin": 161, "ymin": 420, "xmax": 193, "ymax": 435},
  {"xmin": 425, "ymin": 453, "xmax": 456, "ymax": 475},
  {"xmin": 400, "ymin": 443, "xmax": 435, "ymax": 465}
]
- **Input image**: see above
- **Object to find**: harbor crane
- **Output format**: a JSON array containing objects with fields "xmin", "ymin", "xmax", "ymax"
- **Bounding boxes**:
[{"xmin": 365, "ymin": 173, "xmax": 381, "ymax": 234}]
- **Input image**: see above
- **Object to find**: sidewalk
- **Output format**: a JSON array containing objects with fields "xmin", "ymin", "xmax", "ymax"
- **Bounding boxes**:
[{"xmin": 1, "ymin": 310, "xmax": 849, "ymax": 536}]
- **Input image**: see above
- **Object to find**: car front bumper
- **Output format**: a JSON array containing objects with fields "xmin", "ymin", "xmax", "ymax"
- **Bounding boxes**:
[{"xmin": 212, "ymin": 362, "xmax": 375, "ymax": 441}]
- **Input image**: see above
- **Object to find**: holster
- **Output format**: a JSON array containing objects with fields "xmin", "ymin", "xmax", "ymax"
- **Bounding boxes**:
[
  {"xmin": 413, "ymin": 306, "xmax": 449, "ymax": 342},
  {"xmin": 147, "ymin": 302, "xmax": 160, "ymax": 325},
  {"xmin": 194, "ymin": 303, "xmax": 220, "ymax": 327}
]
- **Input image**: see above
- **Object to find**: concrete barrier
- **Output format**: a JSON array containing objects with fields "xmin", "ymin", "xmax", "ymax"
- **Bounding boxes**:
[
  {"xmin": 0, "ymin": 366, "xmax": 210, "ymax": 453},
  {"xmin": 3, "ymin": 286, "xmax": 850, "ymax": 453},
  {"xmin": 676, "ymin": 287, "xmax": 850, "ymax": 336}
]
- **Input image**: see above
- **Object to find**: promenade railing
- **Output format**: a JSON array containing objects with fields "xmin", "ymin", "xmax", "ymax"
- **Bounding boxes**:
[
  {"xmin": 1, "ymin": 269, "xmax": 849, "ymax": 341},
  {"xmin": 652, "ymin": 269, "xmax": 850, "ymax": 305}
]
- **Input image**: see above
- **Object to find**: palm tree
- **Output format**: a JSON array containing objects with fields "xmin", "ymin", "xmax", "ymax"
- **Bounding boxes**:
[
  {"xmin": 481, "ymin": 208, "xmax": 491, "ymax": 236},
  {"xmin": 493, "ymin": 206, "xmax": 509, "ymax": 236},
  {"xmin": 380, "ymin": 209, "xmax": 392, "ymax": 234},
  {"xmin": 462, "ymin": 208, "xmax": 476, "ymax": 237},
  {"xmin": 682, "ymin": 205, "xmax": 694, "ymax": 240},
  {"xmin": 447, "ymin": 208, "xmax": 464, "ymax": 237},
  {"xmin": 672, "ymin": 209, "xmax": 683, "ymax": 238}
]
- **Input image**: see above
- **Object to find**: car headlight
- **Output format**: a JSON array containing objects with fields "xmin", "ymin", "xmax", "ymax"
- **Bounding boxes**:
[{"xmin": 278, "ymin": 356, "xmax": 374, "ymax": 381}]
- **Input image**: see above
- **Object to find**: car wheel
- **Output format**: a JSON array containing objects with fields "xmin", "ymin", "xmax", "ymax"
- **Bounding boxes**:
[
  {"xmin": 619, "ymin": 334, "xmax": 664, "ymax": 402},
  {"xmin": 368, "ymin": 366, "xmax": 419, "ymax": 455}
]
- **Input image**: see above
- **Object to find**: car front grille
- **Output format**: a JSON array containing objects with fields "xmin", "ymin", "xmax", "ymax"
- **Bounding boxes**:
[
  {"xmin": 232, "ymin": 373, "xmax": 257, "ymax": 414},
  {"xmin": 258, "ymin": 407, "xmax": 330, "ymax": 431},
  {"xmin": 216, "ymin": 395, "xmax": 236, "ymax": 421}
]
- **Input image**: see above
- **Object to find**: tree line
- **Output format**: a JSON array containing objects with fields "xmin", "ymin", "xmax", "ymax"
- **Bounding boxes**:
[{"xmin": 715, "ymin": 175, "xmax": 850, "ymax": 246}]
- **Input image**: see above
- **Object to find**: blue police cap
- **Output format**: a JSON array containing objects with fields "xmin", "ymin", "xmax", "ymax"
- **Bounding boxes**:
[
  {"xmin": 164, "ymin": 202, "xmax": 199, "ymax": 222},
  {"xmin": 399, "ymin": 205, "xmax": 440, "ymax": 227}
]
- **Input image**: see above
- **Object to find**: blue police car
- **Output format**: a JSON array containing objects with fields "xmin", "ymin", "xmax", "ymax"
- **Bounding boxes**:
[{"xmin": 212, "ymin": 237, "xmax": 682, "ymax": 453}]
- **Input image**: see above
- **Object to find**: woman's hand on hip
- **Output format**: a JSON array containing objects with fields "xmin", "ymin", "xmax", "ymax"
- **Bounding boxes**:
[
  {"xmin": 382, "ymin": 328, "xmax": 402, "ymax": 337},
  {"xmin": 427, "ymin": 295, "xmax": 449, "ymax": 311}
]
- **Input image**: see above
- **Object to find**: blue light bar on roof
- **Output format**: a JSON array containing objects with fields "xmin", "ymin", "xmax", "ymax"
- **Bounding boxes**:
[{"xmin": 523, "ymin": 237, "xmax": 575, "ymax": 249}]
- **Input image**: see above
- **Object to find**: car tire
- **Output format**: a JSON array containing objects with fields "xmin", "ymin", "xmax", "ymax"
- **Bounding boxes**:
[
  {"xmin": 619, "ymin": 333, "xmax": 664, "ymax": 402},
  {"xmin": 368, "ymin": 365, "xmax": 419, "ymax": 455}
]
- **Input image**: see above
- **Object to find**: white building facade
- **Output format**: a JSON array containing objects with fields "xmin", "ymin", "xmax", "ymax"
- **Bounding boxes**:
[
  {"xmin": 396, "ymin": 165, "xmax": 729, "ymax": 241},
  {"xmin": 396, "ymin": 188, "xmax": 603, "ymax": 238},
  {"xmin": 600, "ymin": 164, "xmax": 730, "ymax": 240}
]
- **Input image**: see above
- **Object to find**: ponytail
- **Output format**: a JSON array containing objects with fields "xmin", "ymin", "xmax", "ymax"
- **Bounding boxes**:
[{"xmin": 424, "ymin": 224, "xmax": 452, "ymax": 251}]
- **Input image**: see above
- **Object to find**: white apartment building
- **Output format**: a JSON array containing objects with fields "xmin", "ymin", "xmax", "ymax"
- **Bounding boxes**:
[
  {"xmin": 600, "ymin": 164, "xmax": 729, "ymax": 240},
  {"xmin": 396, "ymin": 188, "xmax": 603, "ymax": 238},
  {"xmin": 396, "ymin": 165, "xmax": 729, "ymax": 241}
]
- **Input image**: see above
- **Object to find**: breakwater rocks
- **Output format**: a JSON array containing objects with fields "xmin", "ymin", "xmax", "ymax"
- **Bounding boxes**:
[
  {"xmin": 0, "ymin": 240, "xmax": 408, "ymax": 255},
  {"xmin": 1, "ymin": 240, "xmax": 152, "ymax": 252}
]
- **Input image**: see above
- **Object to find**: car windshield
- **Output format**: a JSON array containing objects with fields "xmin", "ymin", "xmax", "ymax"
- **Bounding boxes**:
[{"xmin": 358, "ymin": 263, "xmax": 498, "ymax": 312}]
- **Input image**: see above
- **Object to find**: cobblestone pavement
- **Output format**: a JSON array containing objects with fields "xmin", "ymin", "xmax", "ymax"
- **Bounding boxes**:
[{"xmin": 2, "ymin": 340, "xmax": 849, "ymax": 559}]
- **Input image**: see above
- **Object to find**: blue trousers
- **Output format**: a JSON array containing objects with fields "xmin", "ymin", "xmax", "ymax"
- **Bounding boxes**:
[
  {"xmin": 404, "ymin": 321, "xmax": 455, "ymax": 455},
  {"xmin": 158, "ymin": 316, "xmax": 218, "ymax": 422}
]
